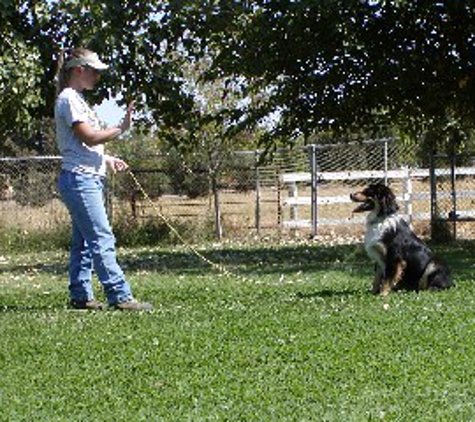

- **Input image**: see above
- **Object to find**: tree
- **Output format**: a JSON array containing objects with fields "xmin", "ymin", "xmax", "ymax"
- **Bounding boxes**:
[
  {"xmin": 0, "ymin": 3, "xmax": 47, "ymax": 155},
  {"xmin": 164, "ymin": 1, "xmax": 475, "ymax": 149},
  {"xmin": 4, "ymin": 1, "xmax": 475, "ymax": 157},
  {"xmin": 154, "ymin": 56, "xmax": 257, "ymax": 238}
]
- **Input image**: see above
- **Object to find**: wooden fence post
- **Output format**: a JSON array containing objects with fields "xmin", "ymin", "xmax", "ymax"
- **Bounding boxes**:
[{"xmin": 289, "ymin": 181, "xmax": 299, "ymax": 236}]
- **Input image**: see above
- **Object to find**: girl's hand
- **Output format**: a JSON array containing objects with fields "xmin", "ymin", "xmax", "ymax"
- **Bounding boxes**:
[
  {"xmin": 120, "ymin": 101, "xmax": 135, "ymax": 132},
  {"xmin": 106, "ymin": 156, "xmax": 129, "ymax": 173},
  {"xmin": 73, "ymin": 102, "xmax": 135, "ymax": 146}
]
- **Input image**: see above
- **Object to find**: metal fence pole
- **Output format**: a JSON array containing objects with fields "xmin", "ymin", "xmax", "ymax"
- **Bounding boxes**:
[
  {"xmin": 212, "ymin": 173, "xmax": 223, "ymax": 240},
  {"xmin": 429, "ymin": 149, "xmax": 437, "ymax": 240},
  {"xmin": 309, "ymin": 144, "xmax": 318, "ymax": 237},
  {"xmin": 254, "ymin": 150, "xmax": 261, "ymax": 235},
  {"xmin": 384, "ymin": 139, "xmax": 388, "ymax": 185},
  {"xmin": 403, "ymin": 167, "xmax": 413, "ymax": 223},
  {"xmin": 450, "ymin": 151, "xmax": 457, "ymax": 240},
  {"xmin": 277, "ymin": 163, "xmax": 282, "ymax": 233}
]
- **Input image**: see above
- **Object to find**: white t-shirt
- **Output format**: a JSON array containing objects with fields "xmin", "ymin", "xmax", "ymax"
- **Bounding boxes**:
[{"xmin": 55, "ymin": 88, "xmax": 106, "ymax": 176}]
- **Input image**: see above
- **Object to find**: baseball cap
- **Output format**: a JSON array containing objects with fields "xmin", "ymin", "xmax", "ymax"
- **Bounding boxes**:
[{"xmin": 65, "ymin": 52, "xmax": 109, "ymax": 70}]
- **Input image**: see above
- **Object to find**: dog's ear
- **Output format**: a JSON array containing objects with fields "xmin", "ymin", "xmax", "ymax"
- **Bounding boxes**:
[
  {"xmin": 381, "ymin": 187, "xmax": 399, "ymax": 214},
  {"xmin": 370, "ymin": 183, "xmax": 381, "ymax": 193},
  {"xmin": 366, "ymin": 183, "xmax": 380, "ymax": 198},
  {"xmin": 374, "ymin": 183, "xmax": 388, "ymax": 199}
]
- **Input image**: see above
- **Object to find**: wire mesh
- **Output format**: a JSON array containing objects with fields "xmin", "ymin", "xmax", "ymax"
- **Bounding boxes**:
[
  {"xmin": 277, "ymin": 139, "xmax": 432, "ymax": 242},
  {"xmin": 2, "ymin": 138, "xmax": 473, "ymax": 244},
  {"xmin": 0, "ymin": 157, "xmax": 68, "ymax": 237},
  {"xmin": 430, "ymin": 153, "xmax": 475, "ymax": 241}
]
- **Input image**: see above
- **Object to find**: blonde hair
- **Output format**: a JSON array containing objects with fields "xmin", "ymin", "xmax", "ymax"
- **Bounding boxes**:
[{"xmin": 55, "ymin": 47, "xmax": 95, "ymax": 96}]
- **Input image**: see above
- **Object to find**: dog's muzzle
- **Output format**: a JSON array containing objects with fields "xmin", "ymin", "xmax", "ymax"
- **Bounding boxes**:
[{"xmin": 350, "ymin": 192, "xmax": 374, "ymax": 212}]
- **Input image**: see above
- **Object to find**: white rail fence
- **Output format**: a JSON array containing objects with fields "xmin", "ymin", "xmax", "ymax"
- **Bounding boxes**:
[{"xmin": 281, "ymin": 167, "xmax": 475, "ymax": 233}]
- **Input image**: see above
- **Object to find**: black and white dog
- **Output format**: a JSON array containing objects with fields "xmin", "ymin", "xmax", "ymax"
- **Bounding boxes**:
[{"xmin": 350, "ymin": 183, "xmax": 453, "ymax": 295}]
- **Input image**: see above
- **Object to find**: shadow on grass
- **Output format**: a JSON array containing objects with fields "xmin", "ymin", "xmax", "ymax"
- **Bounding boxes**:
[
  {"xmin": 123, "ymin": 240, "xmax": 475, "ymax": 280},
  {"xmin": 294, "ymin": 289, "xmax": 365, "ymax": 300},
  {"xmin": 0, "ymin": 262, "xmax": 66, "ymax": 276},
  {"xmin": 1, "ymin": 240, "xmax": 474, "ymax": 280},
  {"xmin": 0, "ymin": 304, "xmax": 68, "ymax": 313},
  {"xmin": 0, "ymin": 243, "xmax": 366, "ymax": 276},
  {"xmin": 120, "ymin": 243, "xmax": 368, "ymax": 276}
]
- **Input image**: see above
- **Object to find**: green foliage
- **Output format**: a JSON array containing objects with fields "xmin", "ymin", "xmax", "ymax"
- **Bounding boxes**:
[
  {"xmin": 4, "ymin": 1, "xmax": 475, "ymax": 156},
  {"xmin": 111, "ymin": 150, "xmax": 211, "ymax": 199},
  {"xmin": 168, "ymin": 1, "xmax": 475, "ymax": 145},
  {"xmin": 163, "ymin": 152, "xmax": 210, "ymax": 198},
  {"xmin": 431, "ymin": 218, "xmax": 455, "ymax": 243},
  {"xmin": 112, "ymin": 216, "xmax": 214, "ymax": 247},
  {"xmin": 0, "ymin": 225, "xmax": 70, "ymax": 253},
  {"xmin": 12, "ymin": 170, "xmax": 56, "ymax": 207},
  {"xmin": 0, "ymin": 37, "xmax": 45, "ymax": 154},
  {"xmin": 0, "ymin": 242, "xmax": 475, "ymax": 420}
]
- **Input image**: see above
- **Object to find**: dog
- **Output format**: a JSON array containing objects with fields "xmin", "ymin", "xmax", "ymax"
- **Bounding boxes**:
[{"xmin": 350, "ymin": 183, "xmax": 453, "ymax": 295}]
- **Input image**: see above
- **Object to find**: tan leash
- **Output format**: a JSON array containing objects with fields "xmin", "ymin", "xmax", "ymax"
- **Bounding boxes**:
[{"xmin": 127, "ymin": 169, "xmax": 248, "ymax": 281}]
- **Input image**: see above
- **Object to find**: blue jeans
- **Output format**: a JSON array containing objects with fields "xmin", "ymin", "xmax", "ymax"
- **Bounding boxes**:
[{"xmin": 58, "ymin": 170, "xmax": 133, "ymax": 305}]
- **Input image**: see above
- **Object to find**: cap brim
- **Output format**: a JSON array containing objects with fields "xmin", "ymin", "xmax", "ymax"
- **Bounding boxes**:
[
  {"xmin": 89, "ymin": 61, "xmax": 109, "ymax": 70},
  {"xmin": 65, "ymin": 54, "xmax": 109, "ymax": 71}
]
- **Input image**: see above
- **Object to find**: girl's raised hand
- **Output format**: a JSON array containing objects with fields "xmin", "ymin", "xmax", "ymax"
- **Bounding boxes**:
[{"xmin": 120, "ymin": 101, "xmax": 135, "ymax": 132}]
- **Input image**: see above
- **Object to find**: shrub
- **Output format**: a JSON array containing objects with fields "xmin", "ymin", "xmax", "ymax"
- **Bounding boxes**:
[
  {"xmin": 113, "ymin": 215, "xmax": 214, "ymax": 247},
  {"xmin": 12, "ymin": 169, "xmax": 56, "ymax": 207},
  {"xmin": 0, "ymin": 225, "xmax": 70, "ymax": 253}
]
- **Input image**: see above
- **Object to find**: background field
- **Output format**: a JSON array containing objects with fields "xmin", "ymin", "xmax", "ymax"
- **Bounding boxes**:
[{"xmin": 1, "ymin": 241, "xmax": 475, "ymax": 421}]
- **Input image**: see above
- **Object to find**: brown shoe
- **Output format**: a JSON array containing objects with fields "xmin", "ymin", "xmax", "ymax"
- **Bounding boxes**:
[
  {"xmin": 69, "ymin": 299, "xmax": 105, "ymax": 310},
  {"xmin": 112, "ymin": 300, "xmax": 154, "ymax": 311}
]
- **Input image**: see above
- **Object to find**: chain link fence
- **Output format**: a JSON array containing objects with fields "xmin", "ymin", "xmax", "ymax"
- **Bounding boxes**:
[
  {"xmin": 429, "ymin": 152, "xmax": 475, "ymax": 241},
  {"xmin": 0, "ymin": 157, "xmax": 67, "ymax": 234},
  {"xmin": 2, "ymin": 138, "xmax": 475, "ymax": 248},
  {"xmin": 276, "ymin": 138, "xmax": 428, "ymax": 242}
]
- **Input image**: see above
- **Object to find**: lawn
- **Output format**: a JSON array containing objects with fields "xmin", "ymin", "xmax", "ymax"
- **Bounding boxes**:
[{"xmin": 1, "ymin": 241, "xmax": 475, "ymax": 421}]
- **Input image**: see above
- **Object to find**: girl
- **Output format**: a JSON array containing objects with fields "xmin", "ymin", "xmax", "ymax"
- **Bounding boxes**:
[{"xmin": 55, "ymin": 48, "xmax": 152, "ymax": 311}]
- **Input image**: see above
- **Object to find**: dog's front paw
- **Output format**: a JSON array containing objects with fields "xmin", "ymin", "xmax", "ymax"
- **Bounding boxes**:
[
  {"xmin": 380, "ymin": 282, "xmax": 391, "ymax": 296},
  {"xmin": 372, "ymin": 284, "xmax": 381, "ymax": 295},
  {"xmin": 372, "ymin": 278, "xmax": 382, "ymax": 295}
]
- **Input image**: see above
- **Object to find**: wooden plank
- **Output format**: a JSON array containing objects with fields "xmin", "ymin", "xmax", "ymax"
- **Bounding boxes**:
[
  {"xmin": 282, "ymin": 213, "xmax": 432, "ymax": 228},
  {"xmin": 318, "ymin": 169, "xmax": 408, "ymax": 181},
  {"xmin": 280, "ymin": 172, "xmax": 312, "ymax": 183},
  {"xmin": 281, "ymin": 167, "xmax": 475, "ymax": 184},
  {"xmin": 285, "ymin": 194, "xmax": 417, "ymax": 206}
]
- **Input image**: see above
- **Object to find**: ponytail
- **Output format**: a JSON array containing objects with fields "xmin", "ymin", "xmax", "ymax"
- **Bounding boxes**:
[
  {"xmin": 55, "ymin": 47, "xmax": 94, "ymax": 96},
  {"xmin": 55, "ymin": 49, "xmax": 69, "ymax": 96}
]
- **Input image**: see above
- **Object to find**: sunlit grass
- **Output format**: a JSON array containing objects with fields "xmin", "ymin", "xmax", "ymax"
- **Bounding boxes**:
[{"xmin": 1, "ymin": 242, "xmax": 475, "ymax": 421}]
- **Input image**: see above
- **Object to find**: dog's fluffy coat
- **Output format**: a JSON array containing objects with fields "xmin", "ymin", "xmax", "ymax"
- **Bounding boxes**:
[{"xmin": 350, "ymin": 183, "xmax": 453, "ymax": 295}]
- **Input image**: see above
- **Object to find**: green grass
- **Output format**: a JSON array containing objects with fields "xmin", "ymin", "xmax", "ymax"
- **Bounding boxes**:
[{"xmin": 1, "ymin": 242, "xmax": 475, "ymax": 421}]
